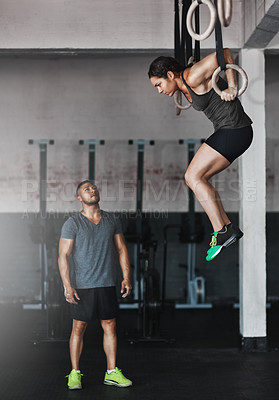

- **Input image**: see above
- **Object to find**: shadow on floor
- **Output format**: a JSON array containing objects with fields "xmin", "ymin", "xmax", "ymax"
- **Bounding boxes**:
[{"xmin": 1, "ymin": 305, "xmax": 279, "ymax": 400}]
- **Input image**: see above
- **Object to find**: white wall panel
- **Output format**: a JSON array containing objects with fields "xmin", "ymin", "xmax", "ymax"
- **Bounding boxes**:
[
  {"xmin": 0, "ymin": 0, "xmax": 243, "ymax": 49},
  {"xmin": 0, "ymin": 49, "xmax": 276, "ymax": 214},
  {"xmin": 0, "ymin": 55, "xmax": 241, "ymax": 214}
]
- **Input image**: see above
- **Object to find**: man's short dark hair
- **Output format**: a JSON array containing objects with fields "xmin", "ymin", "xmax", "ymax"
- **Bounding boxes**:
[{"xmin": 76, "ymin": 180, "xmax": 94, "ymax": 196}]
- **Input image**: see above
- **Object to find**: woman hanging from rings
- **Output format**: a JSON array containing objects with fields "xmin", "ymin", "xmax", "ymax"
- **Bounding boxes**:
[{"xmin": 148, "ymin": 49, "xmax": 253, "ymax": 261}]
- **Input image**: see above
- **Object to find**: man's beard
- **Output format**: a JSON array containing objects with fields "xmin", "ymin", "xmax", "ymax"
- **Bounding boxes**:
[{"xmin": 82, "ymin": 196, "xmax": 100, "ymax": 206}]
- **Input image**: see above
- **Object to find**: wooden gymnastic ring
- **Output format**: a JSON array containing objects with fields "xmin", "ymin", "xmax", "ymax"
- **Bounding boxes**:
[
  {"xmin": 174, "ymin": 90, "xmax": 191, "ymax": 111},
  {"xmin": 175, "ymin": 98, "xmax": 181, "ymax": 116},
  {"xmin": 212, "ymin": 63, "xmax": 248, "ymax": 97},
  {"xmin": 186, "ymin": 0, "xmax": 217, "ymax": 41},
  {"xmin": 187, "ymin": 56, "xmax": 195, "ymax": 66},
  {"xmin": 217, "ymin": 0, "xmax": 232, "ymax": 27},
  {"xmin": 175, "ymin": 104, "xmax": 181, "ymax": 116},
  {"xmin": 174, "ymin": 56, "xmax": 194, "ymax": 113}
]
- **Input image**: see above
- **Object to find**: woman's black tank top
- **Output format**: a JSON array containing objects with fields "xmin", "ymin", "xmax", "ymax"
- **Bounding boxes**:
[{"xmin": 181, "ymin": 72, "xmax": 252, "ymax": 131}]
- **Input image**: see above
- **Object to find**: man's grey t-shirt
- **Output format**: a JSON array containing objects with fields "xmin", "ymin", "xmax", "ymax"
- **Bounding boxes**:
[{"xmin": 60, "ymin": 211, "xmax": 122, "ymax": 289}]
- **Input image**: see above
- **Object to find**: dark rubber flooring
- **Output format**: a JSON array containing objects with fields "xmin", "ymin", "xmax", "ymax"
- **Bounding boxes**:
[{"xmin": 2, "ymin": 305, "xmax": 279, "ymax": 400}]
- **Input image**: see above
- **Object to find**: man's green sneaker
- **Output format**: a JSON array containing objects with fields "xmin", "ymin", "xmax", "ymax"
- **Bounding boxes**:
[
  {"xmin": 104, "ymin": 367, "xmax": 132, "ymax": 387},
  {"xmin": 66, "ymin": 369, "xmax": 83, "ymax": 390},
  {"xmin": 206, "ymin": 224, "xmax": 243, "ymax": 262}
]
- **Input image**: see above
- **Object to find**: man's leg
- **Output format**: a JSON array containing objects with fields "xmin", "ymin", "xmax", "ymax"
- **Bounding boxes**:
[
  {"xmin": 70, "ymin": 319, "xmax": 88, "ymax": 370},
  {"xmin": 101, "ymin": 318, "xmax": 132, "ymax": 387},
  {"xmin": 100, "ymin": 318, "xmax": 117, "ymax": 370}
]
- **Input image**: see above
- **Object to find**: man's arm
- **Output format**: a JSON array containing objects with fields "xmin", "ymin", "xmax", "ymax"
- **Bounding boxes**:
[
  {"xmin": 58, "ymin": 238, "xmax": 80, "ymax": 304},
  {"xmin": 114, "ymin": 233, "xmax": 132, "ymax": 298}
]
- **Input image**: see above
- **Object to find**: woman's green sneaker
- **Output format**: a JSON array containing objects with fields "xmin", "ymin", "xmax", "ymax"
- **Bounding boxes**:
[
  {"xmin": 104, "ymin": 367, "xmax": 132, "ymax": 387},
  {"xmin": 66, "ymin": 369, "xmax": 83, "ymax": 390},
  {"xmin": 206, "ymin": 224, "xmax": 243, "ymax": 261}
]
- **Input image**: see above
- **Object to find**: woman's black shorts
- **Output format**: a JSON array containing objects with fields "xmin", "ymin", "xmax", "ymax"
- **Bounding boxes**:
[
  {"xmin": 205, "ymin": 125, "xmax": 253, "ymax": 164},
  {"xmin": 70, "ymin": 286, "xmax": 118, "ymax": 322}
]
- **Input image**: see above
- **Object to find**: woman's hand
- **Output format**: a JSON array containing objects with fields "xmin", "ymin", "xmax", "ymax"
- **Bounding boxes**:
[{"xmin": 221, "ymin": 87, "xmax": 237, "ymax": 102}]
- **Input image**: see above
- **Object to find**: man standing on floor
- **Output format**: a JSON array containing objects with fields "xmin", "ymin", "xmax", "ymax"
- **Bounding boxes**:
[{"xmin": 58, "ymin": 180, "xmax": 132, "ymax": 390}]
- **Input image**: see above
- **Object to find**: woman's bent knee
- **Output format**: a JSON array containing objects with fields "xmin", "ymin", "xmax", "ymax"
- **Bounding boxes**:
[
  {"xmin": 185, "ymin": 169, "xmax": 199, "ymax": 189},
  {"xmin": 184, "ymin": 170, "xmax": 191, "ymax": 188}
]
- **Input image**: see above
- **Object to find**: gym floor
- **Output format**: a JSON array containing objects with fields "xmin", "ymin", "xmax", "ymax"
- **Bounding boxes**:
[{"xmin": 2, "ymin": 305, "xmax": 279, "ymax": 400}]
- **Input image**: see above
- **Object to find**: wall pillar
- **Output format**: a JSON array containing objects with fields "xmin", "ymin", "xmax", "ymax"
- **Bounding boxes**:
[{"xmin": 239, "ymin": 49, "xmax": 267, "ymax": 351}]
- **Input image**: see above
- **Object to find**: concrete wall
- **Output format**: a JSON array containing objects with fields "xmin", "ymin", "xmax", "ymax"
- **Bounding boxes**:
[
  {"xmin": 0, "ymin": 52, "xmax": 277, "ymax": 214},
  {"xmin": 0, "ymin": 0, "xmax": 243, "ymax": 49},
  {"xmin": 244, "ymin": 0, "xmax": 276, "ymax": 43},
  {"xmin": 0, "ymin": 53, "xmax": 240, "ymax": 214},
  {"xmin": 244, "ymin": 0, "xmax": 279, "ymax": 47}
]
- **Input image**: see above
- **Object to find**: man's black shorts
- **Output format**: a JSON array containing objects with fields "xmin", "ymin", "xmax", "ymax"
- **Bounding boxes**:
[{"xmin": 70, "ymin": 286, "xmax": 118, "ymax": 322}]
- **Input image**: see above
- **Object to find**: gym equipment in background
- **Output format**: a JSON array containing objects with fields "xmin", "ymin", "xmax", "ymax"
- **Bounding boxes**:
[
  {"xmin": 162, "ymin": 139, "xmax": 212, "ymax": 309},
  {"xmin": 124, "ymin": 140, "xmax": 173, "ymax": 343},
  {"xmin": 79, "ymin": 139, "xmax": 105, "ymax": 181},
  {"xmin": 27, "ymin": 139, "xmax": 66, "ymax": 341},
  {"xmin": 124, "ymin": 140, "xmax": 154, "ymax": 302}
]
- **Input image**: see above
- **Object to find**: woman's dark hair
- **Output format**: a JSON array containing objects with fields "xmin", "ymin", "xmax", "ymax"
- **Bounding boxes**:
[{"xmin": 148, "ymin": 56, "xmax": 185, "ymax": 79}]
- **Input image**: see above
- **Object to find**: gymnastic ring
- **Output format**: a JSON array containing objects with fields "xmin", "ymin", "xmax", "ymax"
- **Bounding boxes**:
[
  {"xmin": 174, "ymin": 90, "xmax": 192, "ymax": 110},
  {"xmin": 212, "ymin": 63, "xmax": 248, "ymax": 97},
  {"xmin": 175, "ymin": 102, "xmax": 181, "ymax": 116},
  {"xmin": 187, "ymin": 56, "xmax": 195, "ymax": 65},
  {"xmin": 174, "ymin": 57, "xmax": 194, "ymax": 113},
  {"xmin": 217, "ymin": 0, "xmax": 232, "ymax": 27},
  {"xmin": 186, "ymin": 0, "xmax": 217, "ymax": 41}
]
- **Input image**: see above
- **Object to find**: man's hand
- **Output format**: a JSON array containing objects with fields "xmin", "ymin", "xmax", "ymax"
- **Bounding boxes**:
[
  {"xmin": 221, "ymin": 87, "xmax": 237, "ymax": 102},
  {"xmin": 64, "ymin": 286, "xmax": 80, "ymax": 304},
  {"xmin": 121, "ymin": 279, "xmax": 132, "ymax": 298}
]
